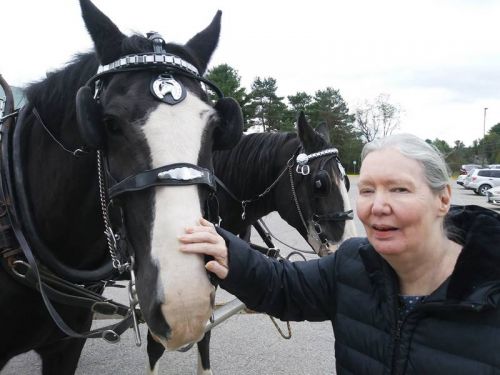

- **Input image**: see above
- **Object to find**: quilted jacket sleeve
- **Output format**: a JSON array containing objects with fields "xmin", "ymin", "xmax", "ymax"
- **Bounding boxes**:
[{"xmin": 217, "ymin": 227, "xmax": 338, "ymax": 322}]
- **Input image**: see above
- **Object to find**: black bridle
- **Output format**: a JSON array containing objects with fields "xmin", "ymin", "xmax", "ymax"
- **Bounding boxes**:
[
  {"xmin": 289, "ymin": 148, "xmax": 354, "ymax": 253},
  {"xmin": 0, "ymin": 33, "xmax": 224, "ymax": 344},
  {"xmin": 91, "ymin": 34, "xmax": 223, "ymax": 275},
  {"xmin": 215, "ymin": 145, "xmax": 353, "ymax": 254}
]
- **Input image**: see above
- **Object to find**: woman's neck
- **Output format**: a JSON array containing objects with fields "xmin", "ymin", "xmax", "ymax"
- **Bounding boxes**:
[{"xmin": 385, "ymin": 233, "xmax": 462, "ymax": 296}]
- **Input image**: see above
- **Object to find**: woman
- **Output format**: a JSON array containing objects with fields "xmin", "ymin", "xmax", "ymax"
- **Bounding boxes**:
[{"xmin": 179, "ymin": 134, "xmax": 500, "ymax": 374}]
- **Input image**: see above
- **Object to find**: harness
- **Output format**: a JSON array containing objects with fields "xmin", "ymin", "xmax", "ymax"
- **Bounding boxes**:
[
  {"xmin": 215, "ymin": 146, "xmax": 354, "ymax": 255},
  {"xmin": 0, "ymin": 33, "xmax": 225, "ymax": 345},
  {"xmin": 292, "ymin": 148, "xmax": 354, "ymax": 251}
]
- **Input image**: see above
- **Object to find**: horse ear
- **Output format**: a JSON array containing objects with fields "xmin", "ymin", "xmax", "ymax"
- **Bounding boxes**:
[
  {"xmin": 79, "ymin": 0, "xmax": 126, "ymax": 64},
  {"xmin": 185, "ymin": 11, "xmax": 222, "ymax": 74},
  {"xmin": 315, "ymin": 122, "xmax": 331, "ymax": 143},
  {"xmin": 297, "ymin": 111, "xmax": 317, "ymax": 153},
  {"xmin": 212, "ymin": 97, "xmax": 243, "ymax": 150}
]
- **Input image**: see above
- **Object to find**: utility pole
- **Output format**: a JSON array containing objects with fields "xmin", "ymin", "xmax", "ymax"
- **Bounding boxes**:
[
  {"xmin": 483, "ymin": 107, "xmax": 488, "ymax": 138},
  {"xmin": 483, "ymin": 107, "xmax": 488, "ymax": 165}
]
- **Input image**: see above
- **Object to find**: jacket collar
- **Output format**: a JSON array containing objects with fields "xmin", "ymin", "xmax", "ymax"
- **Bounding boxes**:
[{"xmin": 445, "ymin": 205, "xmax": 500, "ymax": 303}]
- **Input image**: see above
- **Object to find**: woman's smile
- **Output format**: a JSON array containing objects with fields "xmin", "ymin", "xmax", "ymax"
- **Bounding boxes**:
[{"xmin": 370, "ymin": 224, "xmax": 399, "ymax": 239}]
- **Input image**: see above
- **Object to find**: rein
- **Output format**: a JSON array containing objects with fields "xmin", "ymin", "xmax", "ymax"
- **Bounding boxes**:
[{"xmin": 0, "ymin": 102, "xmax": 136, "ymax": 344}]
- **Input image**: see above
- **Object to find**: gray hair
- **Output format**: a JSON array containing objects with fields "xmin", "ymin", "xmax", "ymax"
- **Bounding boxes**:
[{"xmin": 361, "ymin": 133, "xmax": 450, "ymax": 193}]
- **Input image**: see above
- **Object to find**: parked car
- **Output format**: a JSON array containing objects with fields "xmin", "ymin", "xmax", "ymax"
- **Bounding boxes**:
[
  {"xmin": 486, "ymin": 186, "xmax": 500, "ymax": 206},
  {"xmin": 463, "ymin": 168, "xmax": 477, "ymax": 189},
  {"xmin": 459, "ymin": 164, "xmax": 482, "ymax": 175},
  {"xmin": 465, "ymin": 168, "xmax": 500, "ymax": 195},
  {"xmin": 487, "ymin": 164, "xmax": 500, "ymax": 169},
  {"xmin": 456, "ymin": 174, "xmax": 467, "ymax": 186}
]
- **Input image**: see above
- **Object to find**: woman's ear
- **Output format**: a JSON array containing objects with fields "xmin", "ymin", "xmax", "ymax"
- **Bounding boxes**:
[{"xmin": 437, "ymin": 184, "xmax": 452, "ymax": 217}]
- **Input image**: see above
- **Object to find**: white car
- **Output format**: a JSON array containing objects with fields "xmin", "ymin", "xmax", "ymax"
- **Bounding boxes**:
[
  {"xmin": 486, "ymin": 186, "xmax": 500, "ymax": 206},
  {"xmin": 456, "ymin": 174, "xmax": 467, "ymax": 186},
  {"xmin": 465, "ymin": 168, "xmax": 500, "ymax": 195}
]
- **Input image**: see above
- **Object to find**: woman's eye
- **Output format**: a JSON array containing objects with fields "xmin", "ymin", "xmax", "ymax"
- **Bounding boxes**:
[
  {"xmin": 392, "ymin": 187, "xmax": 408, "ymax": 193},
  {"xmin": 359, "ymin": 188, "xmax": 374, "ymax": 195}
]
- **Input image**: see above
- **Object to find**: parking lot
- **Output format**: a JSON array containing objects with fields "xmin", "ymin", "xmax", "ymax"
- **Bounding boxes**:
[{"xmin": 3, "ymin": 177, "xmax": 498, "ymax": 375}]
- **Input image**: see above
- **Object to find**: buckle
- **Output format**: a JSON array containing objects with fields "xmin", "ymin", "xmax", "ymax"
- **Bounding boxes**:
[
  {"xmin": 102, "ymin": 330, "xmax": 120, "ymax": 343},
  {"xmin": 266, "ymin": 248, "xmax": 280, "ymax": 258}
]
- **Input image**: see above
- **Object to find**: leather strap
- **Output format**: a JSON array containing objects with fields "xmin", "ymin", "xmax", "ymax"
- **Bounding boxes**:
[
  {"xmin": 109, "ymin": 163, "xmax": 216, "ymax": 199},
  {"xmin": 313, "ymin": 210, "xmax": 354, "ymax": 222}
]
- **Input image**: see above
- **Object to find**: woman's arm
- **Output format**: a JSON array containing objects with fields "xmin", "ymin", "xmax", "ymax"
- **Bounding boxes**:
[{"xmin": 179, "ymin": 219, "xmax": 338, "ymax": 322}]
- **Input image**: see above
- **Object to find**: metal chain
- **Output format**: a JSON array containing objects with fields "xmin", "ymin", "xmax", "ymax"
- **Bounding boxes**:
[
  {"xmin": 96, "ymin": 151, "xmax": 129, "ymax": 272},
  {"xmin": 288, "ymin": 165, "xmax": 327, "ymax": 247},
  {"xmin": 288, "ymin": 165, "xmax": 309, "ymax": 233}
]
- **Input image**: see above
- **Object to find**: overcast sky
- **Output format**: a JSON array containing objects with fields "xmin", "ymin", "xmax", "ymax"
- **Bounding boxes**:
[{"xmin": 2, "ymin": 0, "xmax": 499, "ymax": 146}]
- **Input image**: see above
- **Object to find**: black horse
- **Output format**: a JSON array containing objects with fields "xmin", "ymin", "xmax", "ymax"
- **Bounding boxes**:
[
  {"xmin": 214, "ymin": 112, "xmax": 356, "ymax": 253},
  {"xmin": 0, "ymin": 0, "xmax": 242, "ymax": 374},
  {"xmin": 147, "ymin": 112, "xmax": 356, "ymax": 373}
]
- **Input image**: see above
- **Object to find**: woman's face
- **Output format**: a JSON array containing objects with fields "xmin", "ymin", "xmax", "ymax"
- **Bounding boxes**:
[{"xmin": 356, "ymin": 148, "xmax": 449, "ymax": 257}]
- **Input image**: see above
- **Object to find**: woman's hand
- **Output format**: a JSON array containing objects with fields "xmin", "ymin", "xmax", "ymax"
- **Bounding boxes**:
[{"xmin": 179, "ymin": 218, "xmax": 229, "ymax": 279}]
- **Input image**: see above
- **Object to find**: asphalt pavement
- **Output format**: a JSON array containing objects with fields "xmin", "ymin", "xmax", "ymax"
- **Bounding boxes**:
[{"xmin": 2, "ymin": 177, "xmax": 498, "ymax": 375}]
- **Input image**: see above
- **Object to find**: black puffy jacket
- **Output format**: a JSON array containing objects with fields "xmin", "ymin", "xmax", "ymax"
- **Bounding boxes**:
[{"xmin": 219, "ymin": 206, "xmax": 500, "ymax": 374}]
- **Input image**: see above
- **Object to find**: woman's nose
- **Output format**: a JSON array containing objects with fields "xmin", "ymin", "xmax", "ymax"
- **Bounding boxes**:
[{"xmin": 371, "ymin": 192, "xmax": 390, "ymax": 215}]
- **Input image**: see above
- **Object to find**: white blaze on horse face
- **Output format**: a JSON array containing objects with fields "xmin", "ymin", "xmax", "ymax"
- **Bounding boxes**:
[
  {"xmin": 142, "ymin": 92, "xmax": 215, "ymax": 350},
  {"xmin": 307, "ymin": 174, "xmax": 357, "ymax": 255},
  {"xmin": 333, "ymin": 175, "xmax": 357, "ymax": 248}
]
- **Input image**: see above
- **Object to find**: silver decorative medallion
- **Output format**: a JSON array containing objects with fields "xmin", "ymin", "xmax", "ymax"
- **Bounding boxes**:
[
  {"xmin": 296, "ymin": 153, "xmax": 309, "ymax": 165},
  {"xmin": 158, "ymin": 167, "xmax": 203, "ymax": 181},
  {"xmin": 151, "ymin": 74, "xmax": 187, "ymax": 105},
  {"xmin": 296, "ymin": 153, "xmax": 310, "ymax": 175}
]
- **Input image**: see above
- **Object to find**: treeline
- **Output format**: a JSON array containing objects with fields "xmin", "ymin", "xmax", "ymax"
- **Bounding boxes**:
[
  {"xmin": 206, "ymin": 64, "xmax": 499, "ymax": 174},
  {"xmin": 3, "ymin": 69, "xmax": 498, "ymax": 175}
]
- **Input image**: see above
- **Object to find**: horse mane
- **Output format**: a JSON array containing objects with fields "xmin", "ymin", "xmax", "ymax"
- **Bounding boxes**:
[
  {"xmin": 214, "ymin": 132, "xmax": 297, "ymax": 197},
  {"xmin": 214, "ymin": 128, "xmax": 336, "ymax": 202},
  {"xmin": 21, "ymin": 32, "xmax": 206, "ymax": 135},
  {"xmin": 24, "ymin": 52, "xmax": 98, "ymax": 132}
]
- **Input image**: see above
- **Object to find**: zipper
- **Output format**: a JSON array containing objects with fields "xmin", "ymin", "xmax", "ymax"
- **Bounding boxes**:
[
  {"xmin": 390, "ymin": 292, "xmax": 405, "ymax": 375},
  {"xmin": 391, "ymin": 317, "xmax": 405, "ymax": 375}
]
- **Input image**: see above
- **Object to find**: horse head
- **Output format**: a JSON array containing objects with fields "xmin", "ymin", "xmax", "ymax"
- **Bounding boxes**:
[
  {"xmin": 276, "ymin": 112, "xmax": 356, "ymax": 256},
  {"xmin": 77, "ymin": 0, "xmax": 242, "ymax": 350}
]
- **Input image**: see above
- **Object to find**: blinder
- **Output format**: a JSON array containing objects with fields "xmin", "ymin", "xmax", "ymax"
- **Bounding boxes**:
[
  {"xmin": 213, "ymin": 97, "xmax": 244, "ymax": 150},
  {"xmin": 312, "ymin": 154, "xmax": 335, "ymax": 196},
  {"xmin": 313, "ymin": 170, "xmax": 332, "ymax": 196}
]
